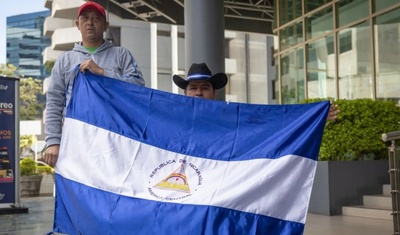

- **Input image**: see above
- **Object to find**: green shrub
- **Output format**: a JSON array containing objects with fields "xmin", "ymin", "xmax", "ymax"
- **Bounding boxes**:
[
  {"xmin": 37, "ymin": 165, "xmax": 53, "ymax": 175},
  {"xmin": 301, "ymin": 98, "xmax": 400, "ymax": 161},
  {"xmin": 20, "ymin": 158, "xmax": 39, "ymax": 176},
  {"xmin": 20, "ymin": 158, "xmax": 54, "ymax": 176}
]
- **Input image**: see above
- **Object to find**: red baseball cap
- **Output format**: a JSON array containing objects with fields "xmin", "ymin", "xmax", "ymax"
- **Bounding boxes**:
[{"xmin": 78, "ymin": 1, "xmax": 106, "ymax": 19}]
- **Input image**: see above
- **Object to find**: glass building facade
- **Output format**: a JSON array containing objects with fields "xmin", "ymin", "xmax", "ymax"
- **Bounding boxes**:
[
  {"xmin": 274, "ymin": 0, "xmax": 400, "ymax": 104},
  {"xmin": 6, "ymin": 11, "xmax": 51, "ymax": 80}
]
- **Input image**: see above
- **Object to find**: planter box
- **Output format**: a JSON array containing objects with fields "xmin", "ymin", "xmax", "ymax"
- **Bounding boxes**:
[
  {"xmin": 20, "ymin": 175, "xmax": 43, "ymax": 197},
  {"xmin": 309, "ymin": 160, "xmax": 390, "ymax": 215},
  {"xmin": 40, "ymin": 174, "xmax": 55, "ymax": 196}
]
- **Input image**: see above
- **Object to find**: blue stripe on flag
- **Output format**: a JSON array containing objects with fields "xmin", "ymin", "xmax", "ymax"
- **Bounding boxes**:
[{"xmin": 53, "ymin": 174, "xmax": 305, "ymax": 235}]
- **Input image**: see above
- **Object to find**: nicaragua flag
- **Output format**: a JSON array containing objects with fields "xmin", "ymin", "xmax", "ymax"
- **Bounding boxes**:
[{"xmin": 52, "ymin": 71, "xmax": 330, "ymax": 235}]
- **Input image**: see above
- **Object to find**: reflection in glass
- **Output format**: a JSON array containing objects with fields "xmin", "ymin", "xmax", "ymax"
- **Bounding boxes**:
[
  {"xmin": 281, "ymin": 47, "xmax": 304, "ymax": 104},
  {"xmin": 280, "ymin": 21, "xmax": 303, "ymax": 50},
  {"xmin": 307, "ymin": 36, "xmax": 336, "ymax": 99},
  {"xmin": 373, "ymin": 0, "xmax": 398, "ymax": 13},
  {"xmin": 306, "ymin": 6, "xmax": 333, "ymax": 40},
  {"xmin": 305, "ymin": 0, "xmax": 332, "ymax": 13},
  {"xmin": 375, "ymin": 8, "xmax": 400, "ymax": 101},
  {"xmin": 338, "ymin": 0, "xmax": 369, "ymax": 27},
  {"xmin": 279, "ymin": 0, "xmax": 302, "ymax": 25},
  {"xmin": 338, "ymin": 21, "xmax": 372, "ymax": 99}
]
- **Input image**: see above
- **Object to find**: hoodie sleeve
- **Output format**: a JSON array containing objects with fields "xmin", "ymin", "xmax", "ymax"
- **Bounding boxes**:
[
  {"xmin": 45, "ymin": 57, "xmax": 67, "ymax": 146},
  {"xmin": 103, "ymin": 48, "xmax": 145, "ymax": 86}
]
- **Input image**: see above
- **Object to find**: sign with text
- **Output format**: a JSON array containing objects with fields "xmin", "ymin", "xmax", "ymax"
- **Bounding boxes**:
[{"xmin": 0, "ymin": 77, "xmax": 18, "ymax": 204}]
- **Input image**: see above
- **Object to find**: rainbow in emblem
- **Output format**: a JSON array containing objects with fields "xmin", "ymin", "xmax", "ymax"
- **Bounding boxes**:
[{"xmin": 153, "ymin": 163, "xmax": 190, "ymax": 193}]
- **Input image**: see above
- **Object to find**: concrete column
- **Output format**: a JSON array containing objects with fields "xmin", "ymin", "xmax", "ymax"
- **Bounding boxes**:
[{"xmin": 184, "ymin": 0, "xmax": 225, "ymax": 101}]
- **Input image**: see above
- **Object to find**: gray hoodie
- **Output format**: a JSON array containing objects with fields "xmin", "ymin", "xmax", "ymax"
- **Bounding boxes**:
[{"xmin": 45, "ymin": 40, "xmax": 145, "ymax": 146}]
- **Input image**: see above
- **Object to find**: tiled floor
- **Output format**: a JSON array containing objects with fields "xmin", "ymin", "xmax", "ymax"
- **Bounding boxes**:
[
  {"xmin": 0, "ymin": 197, "xmax": 394, "ymax": 235},
  {"xmin": 305, "ymin": 213, "xmax": 392, "ymax": 235},
  {"xmin": 0, "ymin": 197, "xmax": 54, "ymax": 235}
]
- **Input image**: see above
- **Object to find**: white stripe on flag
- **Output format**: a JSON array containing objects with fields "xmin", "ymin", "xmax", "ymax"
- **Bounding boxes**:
[{"xmin": 57, "ymin": 118, "xmax": 316, "ymax": 224}]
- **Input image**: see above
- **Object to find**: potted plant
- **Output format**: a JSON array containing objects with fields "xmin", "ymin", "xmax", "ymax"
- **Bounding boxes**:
[
  {"xmin": 20, "ymin": 158, "xmax": 43, "ymax": 197},
  {"xmin": 300, "ymin": 98, "xmax": 400, "ymax": 215}
]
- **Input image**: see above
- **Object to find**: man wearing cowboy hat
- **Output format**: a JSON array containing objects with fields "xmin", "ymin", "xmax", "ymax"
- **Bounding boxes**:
[
  {"xmin": 173, "ymin": 63, "xmax": 227, "ymax": 100},
  {"xmin": 173, "ymin": 63, "xmax": 339, "ymax": 120}
]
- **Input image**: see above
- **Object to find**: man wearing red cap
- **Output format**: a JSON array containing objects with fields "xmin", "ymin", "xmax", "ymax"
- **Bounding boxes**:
[{"xmin": 44, "ymin": 1, "xmax": 145, "ymax": 167}]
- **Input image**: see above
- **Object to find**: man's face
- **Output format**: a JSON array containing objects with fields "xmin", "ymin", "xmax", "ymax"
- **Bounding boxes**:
[
  {"xmin": 75, "ymin": 10, "xmax": 108, "ymax": 44},
  {"xmin": 184, "ymin": 81, "xmax": 216, "ymax": 100}
]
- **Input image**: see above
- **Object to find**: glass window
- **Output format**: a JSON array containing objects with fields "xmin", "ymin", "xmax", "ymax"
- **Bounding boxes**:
[
  {"xmin": 338, "ymin": 21, "xmax": 373, "ymax": 99},
  {"xmin": 374, "ymin": 0, "xmax": 398, "ymax": 13},
  {"xmin": 305, "ymin": 0, "xmax": 332, "ymax": 13},
  {"xmin": 307, "ymin": 35, "xmax": 336, "ymax": 99},
  {"xmin": 281, "ymin": 47, "xmax": 305, "ymax": 104},
  {"xmin": 339, "ymin": 30, "xmax": 352, "ymax": 53},
  {"xmin": 337, "ymin": 0, "xmax": 369, "ymax": 28},
  {"xmin": 280, "ymin": 20, "xmax": 303, "ymax": 50},
  {"xmin": 306, "ymin": 6, "xmax": 333, "ymax": 40},
  {"xmin": 375, "ymin": 8, "xmax": 400, "ymax": 101},
  {"xmin": 279, "ymin": 0, "xmax": 302, "ymax": 25}
]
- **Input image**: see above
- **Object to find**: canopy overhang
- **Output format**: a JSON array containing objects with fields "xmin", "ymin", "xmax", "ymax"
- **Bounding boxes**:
[{"xmin": 94, "ymin": 0, "xmax": 274, "ymax": 34}]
